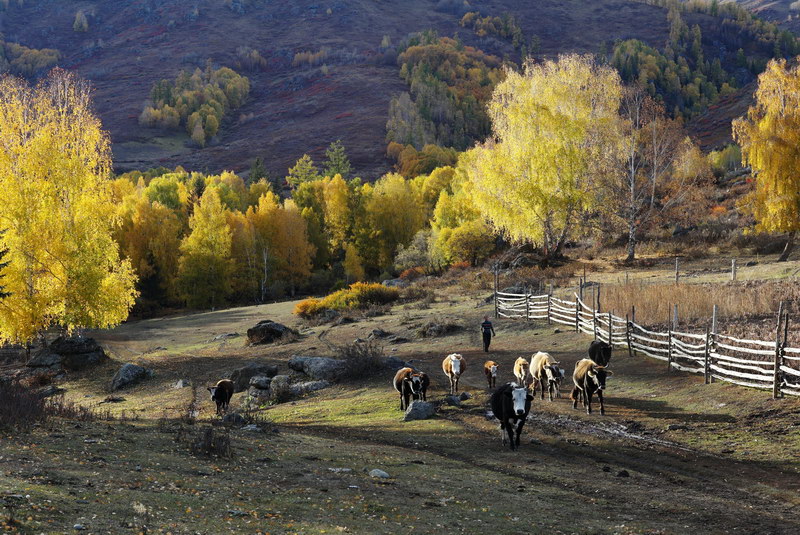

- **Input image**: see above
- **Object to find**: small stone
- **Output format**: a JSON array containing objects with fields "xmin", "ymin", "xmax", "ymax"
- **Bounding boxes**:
[
  {"xmin": 227, "ymin": 509, "xmax": 249, "ymax": 517},
  {"xmin": 173, "ymin": 379, "xmax": 190, "ymax": 389},
  {"xmin": 222, "ymin": 412, "xmax": 246, "ymax": 425},
  {"xmin": 354, "ymin": 338, "xmax": 365, "ymax": 343},
  {"xmin": 404, "ymin": 401, "xmax": 435, "ymax": 421},
  {"xmin": 529, "ymin": 438, "xmax": 543, "ymax": 445},
  {"xmin": 443, "ymin": 395, "xmax": 461, "ymax": 407},
  {"xmin": 369, "ymin": 469, "xmax": 390, "ymax": 479},
  {"xmin": 459, "ymin": 392, "xmax": 472, "ymax": 401},
  {"xmin": 75, "ymin": 499, "xmax": 89, "ymax": 504},
  {"xmin": 134, "ymin": 465, "xmax": 142, "ymax": 472},
  {"xmin": 242, "ymin": 424, "xmax": 262, "ymax": 433},
  {"xmin": 553, "ymin": 328, "xmax": 562, "ymax": 334},
  {"xmin": 616, "ymin": 470, "xmax": 630, "ymax": 478},
  {"xmin": 602, "ymin": 466, "xmax": 611, "ymax": 472},
  {"xmin": 667, "ymin": 423, "xmax": 689, "ymax": 431},
  {"xmin": 328, "ymin": 467, "xmax": 352, "ymax": 473},
  {"xmin": 73, "ymin": 524, "xmax": 86, "ymax": 531}
]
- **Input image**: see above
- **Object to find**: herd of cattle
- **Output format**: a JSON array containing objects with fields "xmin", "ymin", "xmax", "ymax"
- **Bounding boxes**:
[{"xmin": 392, "ymin": 341, "xmax": 614, "ymax": 450}]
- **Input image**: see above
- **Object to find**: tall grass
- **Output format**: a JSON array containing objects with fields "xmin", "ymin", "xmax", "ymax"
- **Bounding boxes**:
[{"xmin": 598, "ymin": 280, "xmax": 800, "ymax": 328}]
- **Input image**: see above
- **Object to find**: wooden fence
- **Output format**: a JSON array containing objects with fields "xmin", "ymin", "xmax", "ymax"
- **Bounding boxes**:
[{"xmin": 494, "ymin": 289, "xmax": 800, "ymax": 399}]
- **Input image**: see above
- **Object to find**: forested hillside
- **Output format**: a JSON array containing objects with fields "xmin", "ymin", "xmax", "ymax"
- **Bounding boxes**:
[{"xmin": 0, "ymin": 0, "xmax": 713, "ymax": 178}]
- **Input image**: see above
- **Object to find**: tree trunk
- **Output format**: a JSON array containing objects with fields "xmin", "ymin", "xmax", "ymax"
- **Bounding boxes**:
[
  {"xmin": 625, "ymin": 224, "xmax": 637, "ymax": 263},
  {"xmin": 778, "ymin": 230, "xmax": 796, "ymax": 262}
]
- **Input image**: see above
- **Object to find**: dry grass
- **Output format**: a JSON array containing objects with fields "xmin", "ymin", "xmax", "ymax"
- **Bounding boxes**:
[{"xmin": 599, "ymin": 279, "xmax": 800, "ymax": 329}]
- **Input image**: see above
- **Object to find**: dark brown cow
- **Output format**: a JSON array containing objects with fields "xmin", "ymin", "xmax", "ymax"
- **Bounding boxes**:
[{"xmin": 208, "ymin": 379, "xmax": 234, "ymax": 415}]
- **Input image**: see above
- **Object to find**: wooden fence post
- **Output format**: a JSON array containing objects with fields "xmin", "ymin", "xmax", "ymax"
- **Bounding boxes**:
[
  {"xmin": 626, "ymin": 314, "xmax": 633, "ymax": 358},
  {"xmin": 546, "ymin": 293, "xmax": 552, "ymax": 325},
  {"xmin": 710, "ymin": 304, "xmax": 718, "ymax": 383},
  {"xmin": 593, "ymin": 307, "xmax": 598, "ymax": 341},
  {"xmin": 493, "ymin": 267, "xmax": 499, "ymax": 319},
  {"xmin": 667, "ymin": 328, "xmax": 673, "ymax": 372},
  {"xmin": 673, "ymin": 304, "xmax": 678, "ymax": 331},
  {"xmin": 579, "ymin": 277, "xmax": 584, "ymax": 302},
  {"xmin": 774, "ymin": 302, "xmax": 785, "ymax": 400},
  {"xmin": 597, "ymin": 283, "xmax": 602, "ymax": 312},
  {"xmin": 525, "ymin": 286, "xmax": 530, "ymax": 322},
  {"xmin": 608, "ymin": 312, "xmax": 613, "ymax": 347},
  {"xmin": 574, "ymin": 296, "xmax": 580, "ymax": 333},
  {"xmin": 704, "ymin": 325, "xmax": 711, "ymax": 384},
  {"xmin": 731, "ymin": 258, "xmax": 737, "ymax": 281}
]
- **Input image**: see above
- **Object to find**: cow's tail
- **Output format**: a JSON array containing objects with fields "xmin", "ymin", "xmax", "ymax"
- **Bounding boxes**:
[{"xmin": 570, "ymin": 386, "xmax": 580, "ymax": 401}]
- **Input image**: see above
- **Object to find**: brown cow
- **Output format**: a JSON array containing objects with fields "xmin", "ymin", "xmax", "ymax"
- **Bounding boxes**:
[
  {"xmin": 442, "ymin": 353, "xmax": 466, "ymax": 395},
  {"xmin": 531, "ymin": 351, "xmax": 563, "ymax": 401},
  {"xmin": 393, "ymin": 367, "xmax": 430, "ymax": 410},
  {"xmin": 484, "ymin": 360, "xmax": 499, "ymax": 389},
  {"xmin": 513, "ymin": 357, "xmax": 531, "ymax": 388},
  {"xmin": 571, "ymin": 358, "xmax": 612, "ymax": 415}
]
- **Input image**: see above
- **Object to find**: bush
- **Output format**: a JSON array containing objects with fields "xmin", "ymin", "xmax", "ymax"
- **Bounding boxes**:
[
  {"xmin": 294, "ymin": 283, "xmax": 399, "ymax": 318},
  {"xmin": 399, "ymin": 266, "xmax": 425, "ymax": 281},
  {"xmin": 338, "ymin": 340, "xmax": 386, "ymax": 381},
  {"xmin": 0, "ymin": 380, "xmax": 47, "ymax": 431},
  {"xmin": 189, "ymin": 426, "xmax": 232, "ymax": 458}
]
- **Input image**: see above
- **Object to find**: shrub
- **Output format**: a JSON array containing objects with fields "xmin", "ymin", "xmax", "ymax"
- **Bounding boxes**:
[
  {"xmin": 0, "ymin": 380, "xmax": 47, "ymax": 431},
  {"xmin": 190, "ymin": 426, "xmax": 232, "ymax": 458},
  {"xmin": 338, "ymin": 340, "xmax": 385, "ymax": 381},
  {"xmin": 399, "ymin": 266, "xmax": 425, "ymax": 281},
  {"xmin": 293, "ymin": 283, "xmax": 399, "ymax": 318}
]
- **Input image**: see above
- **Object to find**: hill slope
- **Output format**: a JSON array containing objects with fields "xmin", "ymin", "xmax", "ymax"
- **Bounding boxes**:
[{"xmin": 1, "ymin": 0, "xmax": 676, "ymax": 178}]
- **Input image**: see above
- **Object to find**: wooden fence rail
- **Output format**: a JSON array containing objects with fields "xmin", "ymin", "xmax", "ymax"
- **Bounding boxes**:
[{"xmin": 494, "ymin": 289, "xmax": 800, "ymax": 399}]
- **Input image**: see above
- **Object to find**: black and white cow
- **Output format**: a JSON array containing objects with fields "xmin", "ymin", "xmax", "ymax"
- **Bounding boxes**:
[
  {"xmin": 393, "ymin": 367, "xmax": 430, "ymax": 410},
  {"xmin": 588, "ymin": 340, "xmax": 612, "ymax": 367},
  {"xmin": 571, "ymin": 358, "xmax": 612, "ymax": 415},
  {"xmin": 490, "ymin": 382, "xmax": 533, "ymax": 450}
]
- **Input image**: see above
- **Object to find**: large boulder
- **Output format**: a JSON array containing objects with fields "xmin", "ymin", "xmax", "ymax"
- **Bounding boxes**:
[
  {"xmin": 110, "ymin": 363, "xmax": 153, "ymax": 391},
  {"xmin": 288, "ymin": 356, "xmax": 347, "ymax": 381},
  {"xmin": 403, "ymin": 401, "xmax": 435, "ymax": 421},
  {"xmin": 384, "ymin": 356, "xmax": 408, "ymax": 370},
  {"xmin": 229, "ymin": 362, "xmax": 279, "ymax": 392},
  {"xmin": 27, "ymin": 349, "xmax": 63, "ymax": 369},
  {"xmin": 246, "ymin": 320, "xmax": 298, "ymax": 345},
  {"xmin": 381, "ymin": 278, "xmax": 407, "ymax": 288},
  {"xmin": 25, "ymin": 336, "xmax": 107, "ymax": 371}
]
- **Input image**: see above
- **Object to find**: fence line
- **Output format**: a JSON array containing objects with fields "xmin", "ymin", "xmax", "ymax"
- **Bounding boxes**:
[{"xmin": 493, "ymin": 288, "xmax": 800, "ymax": 399}]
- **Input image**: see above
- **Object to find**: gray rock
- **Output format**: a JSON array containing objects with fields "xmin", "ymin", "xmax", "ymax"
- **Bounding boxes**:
[
  {"xmin": 290, "ymin": 380, "xmax": 332, "ymax": 396},
  {"xmin": 384, "ymin": 356, "xmax": 407, "ymax": 370},
  {"xmin": 110, "ymin": 363, "xmax": 153, "ymax": 391},
  {"xmin": 403, "ymin": 401, "xmax": 435, "ymax": 421},
  {"xmin": 443, "ymin": 395, "xmax": 461, "ymax": 407},
  {"xmin": 382, "ymin": 278, "xmax": 407, "ymax": 288},
  {"xmin": 288, "ymin": 356, "xmax": 347, "ymax": 381},
  {"xmin": 616, "ymin": 470, "xmax": 630, "ymax": 478},
  {"xmin": 173, "ymin": 379, "xmax": 191, "ymax": 389},
  {"xmin": 369, "ymin": 469, "xmax": 390, "ymax": 478},
  {"xmin": 242, "ymin": 424, "xmax": 262, "ymax": 432},
  {"xmin": 222, "ymin": 412, "xmax": 246, "ymax": 425},
  {"xmin": 212, "ymin": 332, "xmax": 240, "ymax": 341},
  {"xmin": 353, "ymin": 338, "xmax": 365, "ymax": 343},
  {"xmin": 73, "ymin": 524, "xmax": 86, "ymax": 531},
  {"xmin": 328, "ymin": 467, "xmax": 352, "ymax": 473},
  {"xmin": 387, "ymin": 336, "xmax": 410, "ymax": 344},
  {"xmin": 249, "ymin": 375, "xmax": 273, "ymax": 389},
  {"xmin": 322, "ymin": 309, "xmax": 341, "ymax": 322},
  {"xmin": 50, "ymin": 336, "xmax": 108, "ymax": 370},
  {"xmin": 27, "ymin": 350, "xmax": 63, "ymax": 368},
  {"xmin": 229, "ymin": 363, "xmax": 279, "ymax": 392},
  {"xmin": 667, "ymin": 423, "xmax": 689, "ymax": 431},
  {"xmin": 369, "ymin": 329, "xmax": 391, "ymax": 339},
  {"xmin": 553, "ymin": 328, "xmax": 562, "ymax": 334},
  {"xmin": 38, "ymin": 385, "xmax": 66, "ymax": 398},
  {"xmin": 459, "ymin": 392, "xmax": 472, "ymax": 401},
  {"xmin": 246, "ymin": 320, "xmax": 298, "ymax": 345}
]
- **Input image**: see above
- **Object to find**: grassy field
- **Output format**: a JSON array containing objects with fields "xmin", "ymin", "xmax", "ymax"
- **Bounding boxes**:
[{"xmin": 3, "ymin": 275, "xmax": 800, "ymax": 533}]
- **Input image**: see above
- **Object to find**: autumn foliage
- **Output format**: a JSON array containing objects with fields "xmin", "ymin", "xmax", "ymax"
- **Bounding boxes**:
[{"xmin": 293, "ymin": 283, "xmax": 399, "ymax": 319}]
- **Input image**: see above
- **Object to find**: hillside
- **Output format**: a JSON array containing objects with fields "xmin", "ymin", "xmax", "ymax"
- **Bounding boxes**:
[
  {"xmin": 2, "ymin": 255, "xmax": 800, "ymax": 532},
  {"xmin": 1, "ymin": 0, "xmax": 678, "ymax": 178}
]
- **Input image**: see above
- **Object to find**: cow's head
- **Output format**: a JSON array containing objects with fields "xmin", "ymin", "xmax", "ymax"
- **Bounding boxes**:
[
  {"xmin": 587, "ymin": 365, "xmax": 612, "ymax": 390},
  {"xmin": 506, "ymin": 385, "xmax": 533, "ymax": 416},
  {"xmin": 207, "ymin": 386, "xmax": 219, "ymax": 401},
  {"xmin": 449, "ymin": 354, "xmax": 462, "ymax": 375},
  {"xmin": 409, "ymin": 373, "xmax": 424, "ymax": 394},
  {"xmin": 545, "ymin": 364, "xmax": 562, "ymax": 385},
  {"xmin": 592, "ymin": 341, "xmax": 612, "ymax": 366},
  {"xmin": 490, "ymin": 364, "xmax": 498, "ymax": 377}
]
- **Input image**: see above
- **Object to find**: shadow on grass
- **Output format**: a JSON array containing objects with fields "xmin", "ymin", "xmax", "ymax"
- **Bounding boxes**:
[{"xmin": 611, "ymin": 396, "xmax": 737, "ymax": 422}]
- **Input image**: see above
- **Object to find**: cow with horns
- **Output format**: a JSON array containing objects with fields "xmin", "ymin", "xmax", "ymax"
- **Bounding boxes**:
[
  {"xmin": 491, "ymin": 382, "xmax": 533, "ymax": 450},
  {"xmin": 393, "ymin": 367, "xmax": 430, "ymax": 411}
]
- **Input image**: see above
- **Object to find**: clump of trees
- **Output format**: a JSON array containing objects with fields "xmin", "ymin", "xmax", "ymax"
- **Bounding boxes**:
[
  {"xmin": 386, "ymin": 32, "xmax": 504, "ymax": 151},
  {"xmin": 73, "ymin": 10, "xmax": 89, "ymax": 32},
  {"xmin": 0, "ymin": 69, "xmax": 138, "ymax": 348},
  {"xmin": 734, "ymin": 58, "xmax": 800, "ymax": 261},
  {"xmin": 139, "ymin": 62, "xmax": 250, "ymax": 147},
  {"xmin": 0, "ymin": 41, "xmax": 60, "ymax": 78}
]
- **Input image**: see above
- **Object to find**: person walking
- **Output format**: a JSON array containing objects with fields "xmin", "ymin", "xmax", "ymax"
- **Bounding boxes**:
[{"xmin": 481, "ymin": 315, "xmax": 495, "ymax": 352}]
